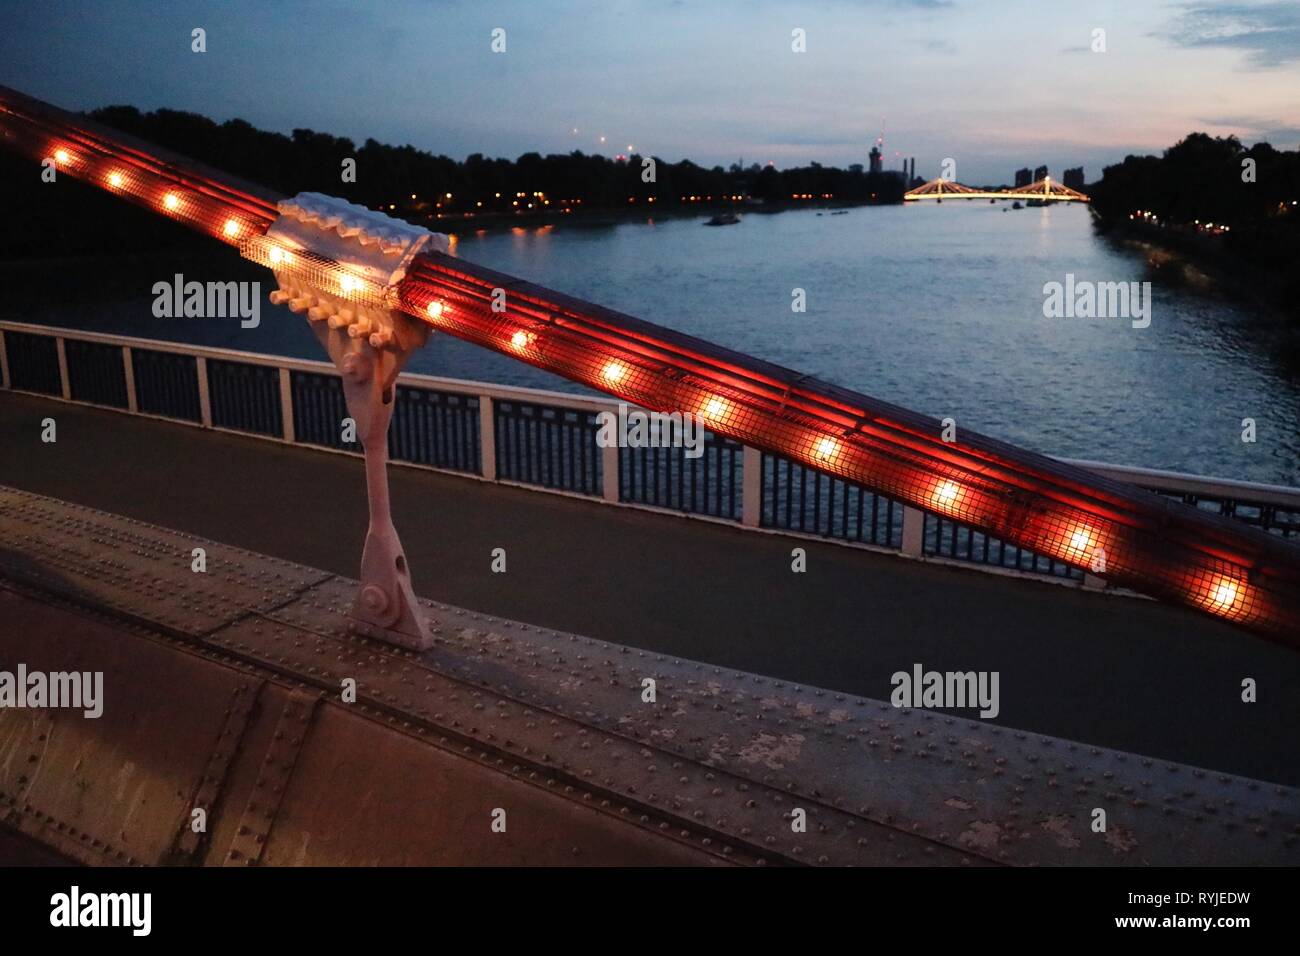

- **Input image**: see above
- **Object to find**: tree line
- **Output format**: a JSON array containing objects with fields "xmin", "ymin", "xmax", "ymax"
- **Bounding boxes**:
[{"xmin": 0, "ymin": 105, "xmax": 906, "ymax": 257}]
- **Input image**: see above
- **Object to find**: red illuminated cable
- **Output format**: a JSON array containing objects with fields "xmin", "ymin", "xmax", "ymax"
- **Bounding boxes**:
[{"xmin": 2, "ymin": 84, "xmax": 1297, "ymax": 644}]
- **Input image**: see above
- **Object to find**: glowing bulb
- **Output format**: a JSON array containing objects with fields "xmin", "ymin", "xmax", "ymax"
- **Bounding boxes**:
[
  {"xmin": 223, "ymin": 219, "xmax": 240, "ymax": 238},
  {"xmin": 268, "ymin": 246, "xmax": 284, "ymax": 264},
  {"xmin": 704, "ymin": 397, "xmax": 727, "ymax": 420},
  {"xmin": 163, "ymin": 193, "xmax": 180, "ymax": 211},
  {"xmin": 108, "ymin": 172, "xmax": 124, "ymax": 188},
  {"xmin": 815, "ymin": 437, "xmax": 838, "ymax": 459},
  {"xmin": 54, "ymin": 149, "xmax": 69, "ymax": 164},
  {"xmin": 340, "ymin": 274, "xmax": 358, "ymax": 293},
  {"xmin": 1068, "ymin": 528, "xmax": 1093, "ymax": 553},
  {"xmin": 933, "ymin": 481, "xmax": 960, "ymax": 507},
  {"xmin": 601, "ymin": 361, "xmax": 626, "ymax": 384},
  {"xmin": 1210, "ymin": 580, "xmax": 1239, "ymax": 609},
  {"xmin": 511, "ymin": 330, "xmax": 534, "ymax": 350},
  {"xmin": 426, "ymin": 300, "xmax": 445, "ymax": 320}
]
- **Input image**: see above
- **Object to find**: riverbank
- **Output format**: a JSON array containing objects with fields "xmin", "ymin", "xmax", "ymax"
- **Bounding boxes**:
[
  {"xmin": 425, "ymin": 196, "xmax": 886, "ymax": 235},
  {"xmin": 1093, "ymin": 215, "xmax": 1300, "ymax": 325}
]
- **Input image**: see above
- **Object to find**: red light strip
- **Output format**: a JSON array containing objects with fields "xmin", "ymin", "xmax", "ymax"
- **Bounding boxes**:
[
  {"xmin": 2, "ymin": 84, "xmax": 1296, "ymax": 644},
  {"xmin": 396, "ymin": 256, "xmax": 1300, "ymax": 645},
  {"xmin": 0, "ymin": 85, "xmax": 278, "ymax": 246}
]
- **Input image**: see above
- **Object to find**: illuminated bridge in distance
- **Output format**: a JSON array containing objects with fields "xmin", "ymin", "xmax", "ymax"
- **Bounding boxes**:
[{"xmin": 905, "ymin": 176, "xmax": 1091, "ymax": 202}]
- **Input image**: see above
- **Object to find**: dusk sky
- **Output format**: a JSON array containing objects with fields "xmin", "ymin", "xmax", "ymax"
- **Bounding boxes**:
[{"xmin": 3, "ymin": 0, "xmax": 1299, "ymax": 184}]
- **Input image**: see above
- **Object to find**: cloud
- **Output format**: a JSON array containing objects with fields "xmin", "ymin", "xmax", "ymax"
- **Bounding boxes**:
[
  {"xmin": 916, "ymin": 38, "xmax": 959, "ymax": 53},
  {"xmin": 1199, "ymin": 115, "xmax": 1300, "ymax": 144},
  {"xmin": 1163, "ymin": 1, "xmax": 1300, "ymax": 66}
]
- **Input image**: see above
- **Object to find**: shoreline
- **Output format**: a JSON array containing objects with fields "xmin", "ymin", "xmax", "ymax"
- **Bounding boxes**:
[
  {"xmin": 1092, "ymin": 216, "xmax": 1299, "ymax": 324},
  {"xmin": 424, "ymin": 197, "xmax": 889, "ymax": 236}
]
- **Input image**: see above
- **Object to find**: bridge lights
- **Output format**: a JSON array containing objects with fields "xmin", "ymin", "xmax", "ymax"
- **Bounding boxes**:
[
  {"xmin": 223, "ymin": 218, "xmax": 241, "ymax": 238},
  {"xmin": 107, "ymin": 171, "xmax": 124, "ymax": 189},
  {"xmin": 163, "ymin": 192, "xmax": 180, "ymax": 211},
  {"xmin": 1206, "ymin": 577, "xmax": 1240, "ymax": 612},
  {"xmin": 1062, "ymin": 525, "xmax": 1097, "ymax": 559},
  {"xmin": 702, "ymin": 396, "xmax": 728, "ymax": 421},
  {"xmin": 1213, "ymin": 580, "xmax": 1238, "ymax": 608},
  {"xmin": 813, "ymin": 436, "xmax": 839, "ymax": 462},
  {"xmin": 510, "ymin": 330, "xmax": 535, "ymax": 351},
  {"xmin": 54, "ymin": 148, "xmax": 70, "ymax": 164},
  {"xmin": 601, "ymin": 360, "xmax": 627, "ymax": 385},
  {"xmin": 932, "ymin": 480, "xmax": 961, "ymax": 509}
]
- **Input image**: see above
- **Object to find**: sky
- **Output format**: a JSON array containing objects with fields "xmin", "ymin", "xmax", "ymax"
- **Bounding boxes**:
[{"xmin": 2, "ymin": 0, "xmax": 1298, "ymax": 184}]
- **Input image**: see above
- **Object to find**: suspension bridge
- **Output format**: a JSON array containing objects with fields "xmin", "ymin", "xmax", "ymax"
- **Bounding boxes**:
[{"xmin": 905, "ymin": 176, "xmax": 1091, "ymax": 202}]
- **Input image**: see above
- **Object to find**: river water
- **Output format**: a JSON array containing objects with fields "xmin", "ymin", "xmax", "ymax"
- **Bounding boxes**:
[{"xmin": 17, "ymin": 202, "xmax": 1300, "ymax": 485}]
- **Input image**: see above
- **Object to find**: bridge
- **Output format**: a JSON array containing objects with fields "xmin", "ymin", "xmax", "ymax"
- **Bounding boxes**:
[
  {"xmin": 905, "ymin": 176, "xmax": 1091, "ymax": 202},
  {"xmin": 0, "ymin": 85, "xmax": 1297, "ymax": 867}
]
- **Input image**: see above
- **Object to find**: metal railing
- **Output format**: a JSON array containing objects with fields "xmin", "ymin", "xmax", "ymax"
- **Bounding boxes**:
[{"xmin": 3, "ymin": 321, "xmax": 1298, "ymax": 588}]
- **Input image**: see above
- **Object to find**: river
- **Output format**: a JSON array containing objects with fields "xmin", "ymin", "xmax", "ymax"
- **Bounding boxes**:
[{"xmin": 14, "ymin": 201, "xmax": 1299, "ymax": 485}]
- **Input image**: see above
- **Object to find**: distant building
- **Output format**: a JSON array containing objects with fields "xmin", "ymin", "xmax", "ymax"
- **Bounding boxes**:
[
  {"xmin": 1063, "ymin": 167, "xmax": 1085, "ymax": 190},
  {"xmin": 1033, "ymin": 164, "xmax": 1048, "ymax": 182},
  {"xmin": 1014, "ymin": 167, "xmax": 1032, "ymax": 187},
  {"xmin": 869, "ymin": 146, "xmax": 882, "ymax": 175}
]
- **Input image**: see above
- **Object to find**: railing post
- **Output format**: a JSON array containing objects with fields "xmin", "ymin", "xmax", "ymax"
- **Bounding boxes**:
[
  {"xmin": 0, "ymin": 328, "xmax": 9, "ymax": 390},
  {"xmin": 741, "ymin": 445, "xmax": 762, "ymax": 527},
  {"xmin": 601, "ymin": 440, "xmax": 620, "ymax": 502},
  {"xmin": 901, "ymin": 505, "xmax": 926, "ymax": 557},
  {"xmin": 195, "ymin": 356, "xmax": 213, "ymax": 427},
  {"xmin": 478, "ymin": 394, "xmax": 496, "ymax": 480},
  {"xmin": 122, "ymin": 346, "xmax": 137, "ymax": 413},
  {"xmin": 278, "ymin": 367, "xmax": 295, "ymax": 442},
  {"xmin": 55, "ymin": 336, "xmax": 70, "ymax": 400}
]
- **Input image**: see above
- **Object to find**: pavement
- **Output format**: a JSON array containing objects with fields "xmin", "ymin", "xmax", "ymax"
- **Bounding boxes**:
[{"xmin": 1, "ymin": 389, "xmax": 1297, "ymax": 785}]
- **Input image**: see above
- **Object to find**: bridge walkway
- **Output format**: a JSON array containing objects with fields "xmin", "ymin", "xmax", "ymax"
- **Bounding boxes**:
[{"xmin": 1, "ymin": 390, "xmax": 1296, "ymax": 785}]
